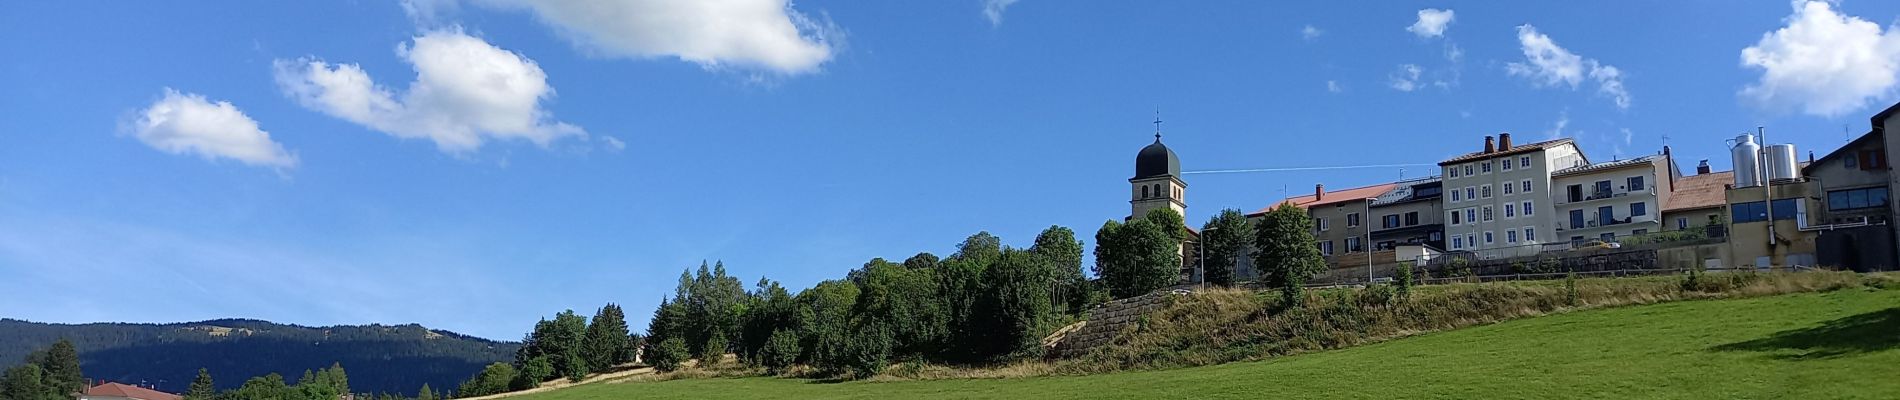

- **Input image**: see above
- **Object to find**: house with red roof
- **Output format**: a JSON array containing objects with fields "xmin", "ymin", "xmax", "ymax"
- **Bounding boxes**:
[{"xmin": 81, "ymin": 382, "xmax": 182, "ymax": 400}]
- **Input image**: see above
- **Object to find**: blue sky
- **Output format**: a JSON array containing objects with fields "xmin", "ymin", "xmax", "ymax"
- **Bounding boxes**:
[{"xmin": 5, "ymin": 1, "xmax": 1900, "ymax": 341}]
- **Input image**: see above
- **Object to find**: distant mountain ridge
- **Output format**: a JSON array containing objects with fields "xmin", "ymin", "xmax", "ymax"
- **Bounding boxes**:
[{"xmin": 0, "ymin": 318, "xmax": 520, "ymax": 395}]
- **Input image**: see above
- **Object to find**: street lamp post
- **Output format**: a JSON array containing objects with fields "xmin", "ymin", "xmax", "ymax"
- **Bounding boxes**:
[{"xmin": 1365, "ymin": 197, "xmax": 1377, "ymax": 285}]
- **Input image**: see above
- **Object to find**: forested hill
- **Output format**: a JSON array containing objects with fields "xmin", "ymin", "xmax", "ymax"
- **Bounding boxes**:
[{"xmin": 0, "ymin": 318, "xmax": 519, "ymax": 395}]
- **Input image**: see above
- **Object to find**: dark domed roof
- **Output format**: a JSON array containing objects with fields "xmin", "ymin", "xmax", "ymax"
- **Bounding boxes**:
[{"xmin": 1135, "ymin": 137, "xmax": 1179, "ymax": 179}]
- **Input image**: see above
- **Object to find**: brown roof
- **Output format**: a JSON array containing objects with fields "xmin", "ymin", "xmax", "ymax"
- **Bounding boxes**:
[
  {"xmin": 1438, "ymin": 138, "xmax": 1576, "ymax": 165},
  {"xmin": 86, "ymin": 382, "xmax": 182, "ymax": 400},
  {"xmin": 1664, "ymin": 171, "xmax": 1734, "ymax": 212},
  {"xmin": 1251, "ymin": 183, "xmax": 1398, "ymax": 215}
]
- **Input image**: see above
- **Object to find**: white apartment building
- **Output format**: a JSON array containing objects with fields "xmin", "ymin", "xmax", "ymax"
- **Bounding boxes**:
[
  {"xmin": 1550, "ymin": 152, "xmax": 1679, "ymax": 243},
  {"xmin": 1439, "ymin": 134, "xmax": 1587, "ymax": 259}
]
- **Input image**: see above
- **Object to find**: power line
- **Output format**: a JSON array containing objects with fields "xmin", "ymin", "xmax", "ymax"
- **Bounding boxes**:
[{"xmin": 1183, "ymin": 163, "xmax": 1439, "ymax": 175}]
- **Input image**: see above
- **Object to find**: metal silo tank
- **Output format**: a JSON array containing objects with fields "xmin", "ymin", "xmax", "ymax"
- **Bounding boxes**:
[
  {"xmin": 1764, "ymin": 144, "xmax": 1799, "ymax": 181},
  {"xmin": 1731, "ymin": 134, "xmax": 1763, "ymax": 187}
]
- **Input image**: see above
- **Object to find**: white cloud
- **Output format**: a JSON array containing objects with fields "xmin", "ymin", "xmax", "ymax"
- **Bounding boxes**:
[
  {"xmin": 600, "ymin": 135, "xmax": 626, "ymax": 152},
  {"xmin": 1740, "ymin": 0, "xmax": 1900, "ymax": 117},
  {"xmin": 1408, "ymin": 9, "xmax": 1455, "ymax": 38},
  {"xmin": 984, "ymin": 0, "xmax": 1020, "ymax": 27},
  {"xmin": 1506, "ymin": 24, "xmax": 1631, "ymax": 109},
  {"xmin": 274, "ymin": 29, "xmax": 585, "ymax": 154},
  {"xmin": 1302, "ymin": 25, "xmax": 1323, "ymax": 40},
  {"xmin": 125, "ymin": 89, "xmax": 297, "ymax": 169},
  {"xmin": 1326, "ymin": 80, "xmax": 1342, "ymax": 93},
  {"xmin": 1543, "ymin": 111, "xmax": 1570, "ymax": 140},
  {"xmin": 469, "ymin": 0, "xmax": 838, "ymax": 75},
  {"xmin": 1389, "ymin": 64, "xmax": 1422, "ymax": 92}
]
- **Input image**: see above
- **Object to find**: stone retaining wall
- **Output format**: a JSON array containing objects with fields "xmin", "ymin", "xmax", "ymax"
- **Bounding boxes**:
[{"xmin": 1051, "ymin": 290, "xmax": 1177, "ymax": 358}]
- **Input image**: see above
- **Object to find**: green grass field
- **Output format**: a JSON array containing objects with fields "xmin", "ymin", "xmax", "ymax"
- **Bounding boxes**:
[{"xmin": 517, "ymin": 288, "xmax": 1900, "ymax": 399}]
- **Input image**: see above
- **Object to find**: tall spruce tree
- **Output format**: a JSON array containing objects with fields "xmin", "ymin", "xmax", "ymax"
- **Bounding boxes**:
[
  {"xmin": 30, "ymin": 339, "xmax": 83, "ymax": 397},
  {"xmin": 185, "ymin": 368, "xmax": 215, "ymax": 400},
  {"xmin": 1254, "ymin": 203, "xmax": 1325, "ymax": 305},
  {"xmin": 582, "ymin": 303, "xmax": 631, "ymax": 373}
]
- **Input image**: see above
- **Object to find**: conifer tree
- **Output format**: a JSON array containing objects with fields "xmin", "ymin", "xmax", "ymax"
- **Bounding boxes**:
[{"xmin": 185, "ymin": 368, "xmax": 215, "ymax": 400}]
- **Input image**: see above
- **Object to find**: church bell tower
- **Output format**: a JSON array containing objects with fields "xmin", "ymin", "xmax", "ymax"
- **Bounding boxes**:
[{"xmin": 1130, "ymin": 124, "xmax": 1185, "ymax": 220}]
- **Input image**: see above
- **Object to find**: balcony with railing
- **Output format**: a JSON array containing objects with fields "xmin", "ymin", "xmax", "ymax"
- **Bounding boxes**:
[{"xmin": 1556, "ymin": 187, "xmax": 1655, "ymax": 206}]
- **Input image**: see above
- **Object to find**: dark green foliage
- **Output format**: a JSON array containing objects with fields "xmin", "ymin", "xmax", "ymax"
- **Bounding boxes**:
[
  {"xmin": 0, "ymin": 364, "xmax": 56, "ymax": 400},
  {"xmin": 1094, "ymin": 214, "xmax": 1184, "ymax": 299},
  {"xmin": 902, "ymin": 252, "xmax": 941, "ymax": 270},
  {"xmin": 641, "ymin": 299, "xmax": 687, "ymax": 367},
  {"xmin": 798, "ymin": 280, "xmax": 859, "ymax": 373},
  {"xmin": 843, "ymin": 323, "xmax": 893, "ymax": 379},
  {"xmin": 0, "ymin": 319, "xmax": 512, "ymax": 396},
  {"xmin": 509, "ymin": 356, "xmax": 553, "ymax": 391},
  {"xmin": 852, "ymin": 259, "xmax": 947, "ymax": 359},
  {"xmin": 1254, "ymin": 204, "xmax": 1325, "ymax": 306},
  {"xmin": 229, "ymin": 373, "xmax": 292, "ymax": 400},
  {"xmin": 1, "ymin": 340, "xmax": 82, "ymax": 400},
  {"xmin": 1566, "ymin": 270, "xmax": 1580, "ymax": 306},
  {"xmin": 1030, "ymin": 225, "xmax": 1087, "ymax": 314},
  {"xmin": 454, "ymin": 362, "xmax": 514, "ymax": 397},
  {"xmin": 186, "ymin": 368, "xmax": 215, "ymax": 400},
  {"xmin": 1395, "ymin": 262, "xmax": 1414, "ymax": 301},
  {"xmin": 28, "ymin": 339, "xmax": 81, "ymax": 397},
  {"xmin": 581, "ymin": 303, "xmax": 631, "ymax": 373},
  {"xmin": 758, "ymin": 330, "xmax": 800, "ymax": 374},
  {"xmin": 514, "ymin": 310, "xmax": 588, "ymax": 383},
  {"xmin": 698, "ymin": 332, "xmax": 728, "ymax": 364},
  {"xmin": 971, "ymin": 249, "xmax": 1055, "ymax": 360},
  {"xmin": 936, "ymin": 236, "xmax": 992, "ymax": 361},
  {"xmin": 737, "ymin": 278, "xmax": 796, "ymax": 364},
  {"xmin": 1200, "ymin": 209, "xmax": 1256, "ymax": 288},
  {"xmin": 415, "ymin": 383, "xmax": 437, "ymax": 400},
  {"xmin": 647, "ymin": 338, "xmax": 687, "ymax": 373}
]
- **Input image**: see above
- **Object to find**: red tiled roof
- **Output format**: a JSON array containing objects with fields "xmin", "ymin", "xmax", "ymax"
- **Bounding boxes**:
[
  {"xmin": 86, "ymin": 382, "xmax": 183, "ymax": 400},
  {"xmin": 1251, "ymin": 183, "xmax": 1398, "ymax": 215},
  {"xmin": 1438, "ymin": 138, "xmax": 1575, "ymax": 165},
  {"xmin": 1664, "ymin": 171, "xmax": 1734, "ymax": 212}
]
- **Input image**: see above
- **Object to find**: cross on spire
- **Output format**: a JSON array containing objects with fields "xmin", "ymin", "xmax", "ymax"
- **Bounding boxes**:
[{"xmin": 1152, "ymin": 109, "xmax": 1163, "ymax": 141}]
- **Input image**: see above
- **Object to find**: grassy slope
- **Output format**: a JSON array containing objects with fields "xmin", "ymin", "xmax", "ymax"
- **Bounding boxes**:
[{"xmin": 518, "ymin": 288, "xmax": 1900, "ymax": 399}]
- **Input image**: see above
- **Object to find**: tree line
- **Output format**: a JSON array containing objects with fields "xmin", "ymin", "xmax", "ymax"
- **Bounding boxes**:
[{"xmin": 467, "ymin": 205, "xmax": 1325, "ymax": 391}]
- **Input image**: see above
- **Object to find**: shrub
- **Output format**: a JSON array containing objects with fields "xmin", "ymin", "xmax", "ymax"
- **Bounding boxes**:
[
  {"xmin": 759, "ymin": 330, "xmax": 801, "ymax": 374},
  {"xmin": 1395, "ymin": 263, "xmax": 1414, "ymax": 300},
  {"xmin": 698, "ymin": 332, "xmax": 728, "ymax": 364},
  {"xmin": 844, "ymin": 325, "xmax": 894, "ymax": 379},
  {"xmin": 648, "ymin": 338, "xmax": 688, "ymax": 372},
  {"xmin": 1564, "ymin": 270, "xmax": 1579, "ymax": 307},
  {"xmin": 1359, "ymin": 284, "xmax": 1396, "ymax": 308},
  {"xmin": 509, "ymin": 356, "xmax": 553, "ymax": 391}
]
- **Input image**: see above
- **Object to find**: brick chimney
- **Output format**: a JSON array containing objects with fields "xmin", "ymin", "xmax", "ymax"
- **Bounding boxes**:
[
  {"xmin": 1315, "ymin": 183, "xmax": 1324, "ymax": 201},
  {"xmin": 1498, "ymin": 132, "xmax": 1513, "ymax": 151},
  {"xmin": 1697, "ymin": 160, "xmax": 1711, "ymax": 174},
  {"xmin": 1483, "ymin": 135, "xmax": 1496, "ymax": 153}
]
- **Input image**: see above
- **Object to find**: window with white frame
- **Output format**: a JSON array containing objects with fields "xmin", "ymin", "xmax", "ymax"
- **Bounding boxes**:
[
  {"xmin": 1465, "ymin": 187, "xmax": 1475, "ymax": 200},
  {"xmin": 1450, "ymin": 210, "xmax": 1461, "ymax": 225},
  {"xmin": 1449, "ymin": 166, "xmax": 1459, "ymax": 178},
  {"xmin": 1466, "ymin": 234, "xmax": 1475, "ymax": 247},
  {"xmin": 1452, "ymin": 236, "xmax": 1463, "ymax": 249},
  {"xmin": 1522, "ymin": 201, "xmax": 1534, "ymax": 216},
  {"xmin": 1505, "ymin": 203, "xmax": 1516, "ymax": 218},
  {"xmin": 1524, "ymin": 227, "xmax": 1536, "ymax": 242},
  {"xmin": 1483, "ymin": 206, "xmax": 1494, "ymax": 221},
  {"xmin": 1676, "ymin": 217, "xmax": 1688, "ymax": 230},
  {"xmin": 1520, "ymin": 156, "xmax": 1531, "ymax": 168},
  {"xmin": 1484, "ymin": 231, "xmax": 1494, "ymax": 243},
  {"xmin": 1464, "ymin": 165, "xmax": 1473, "ymax": 176},
  {"xmin": 1482, "ymin": 161, "xmax": 1493, "ymax": 173},
  {"xmin": 1507, "ymin": 230, "xmax": 1518, "ymax": 243},
  {"xmin": 1482, "ymin": 185, "xmax": 1493, "ymax": 198},
  {"xmin": 1451, "ymin": 189, "xmax": 1461, "ymax": 202},
  {"xmin": 1346, "ymin": 237, "xmax": 1363, "ymax": 252},
  {"xmin": 1316, "ymin": 217, "xmax": 1328, "ymax": 231},
  {"xmin": 1502, "ymin": 158, "xmax": 1513, "ymax": 170},
  {"xmin": 1347, "ymin": 212, "xmax": 1361, "ymax": 227},
  {"xmin": 1504, "ymin": 183, "xmax": 1514, "ymax": 195},
  {"xmin": 1465, "ymin": 208, "xmax": 1476, "ymax": 223},
  {"xmin": 1521, "ymin": 179, "xmax": 1532, "ymax": 193}
]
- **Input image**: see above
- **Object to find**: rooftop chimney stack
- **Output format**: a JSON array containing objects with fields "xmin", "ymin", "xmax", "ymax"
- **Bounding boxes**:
[
  {"xmin": 1315, "ymin": 184, "xmax": 1325, "ymax": 201},
  {"xmin": 1483, "ymin": 135, "xmax": 1496, "ymax": 153},
  {"xmin": 1697, "ymin": 160, "xmax": 1711, "ymax": 174},
  {"xmin": 1498, "ymin": 132, "xmax": 1513, "ymax": 151}
]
